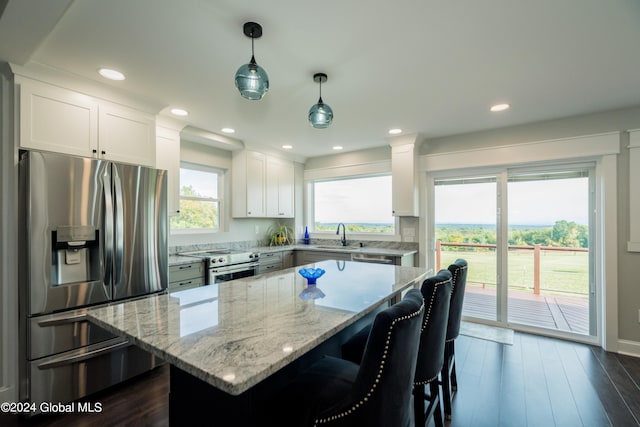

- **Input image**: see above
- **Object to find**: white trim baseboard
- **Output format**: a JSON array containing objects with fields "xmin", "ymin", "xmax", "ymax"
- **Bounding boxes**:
[{"xmin": 617, "ymin": 339, "xmax": 640, "ymax": 358}]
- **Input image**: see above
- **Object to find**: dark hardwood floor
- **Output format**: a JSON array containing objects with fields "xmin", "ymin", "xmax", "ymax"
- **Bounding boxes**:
[
  {"xmin": 2, "ymin": 332, "xmax": 639, "ymax": 426},
  {"xmin": 0, "ymin": 364, "xmax": 169, "ymax": 427},
  {"xmin": 439, "ymin": 333, "xmax": 640, "ymax": 427}
]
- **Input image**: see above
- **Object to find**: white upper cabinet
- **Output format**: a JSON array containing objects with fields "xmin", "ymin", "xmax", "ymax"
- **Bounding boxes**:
[
  {"xmin": 98, "ymin": 101, "xmax": 155, "ymax": 166},
  {"xmin": 232, "ymin": 150, "xmax": 267, "ymax": 217},
  {"xmin": 156, "ymin": 125, "xmax": 181, "ymax": 216},
  {"xmin": 232, "ymin": 150, "xmax": 295, "ymax": 218},
  {"xmin": 266, "ymin": 157, "xmax": 294, "ymax": 218},
  {"xmin": 19, "ymin": 78, "xmax": 99, "ymax": 157},
  {"xmin": 390, "ymin": 134, "xmax": 420, "ymax": 217},
  {"xmin": 18, "ymin": 76, "xmax": 155, "ymax": 167}
]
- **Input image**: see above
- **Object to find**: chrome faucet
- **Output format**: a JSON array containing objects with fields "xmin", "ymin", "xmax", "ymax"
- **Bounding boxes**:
[{"xmin": 336, "ymin": 223, "xmax": 347, "ymax": 246}]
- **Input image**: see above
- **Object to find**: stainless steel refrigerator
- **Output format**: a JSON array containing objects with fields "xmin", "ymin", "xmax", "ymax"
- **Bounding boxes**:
[{"xmin": 18, "ymin": 150, "xmax": 168, "ymax": 408}]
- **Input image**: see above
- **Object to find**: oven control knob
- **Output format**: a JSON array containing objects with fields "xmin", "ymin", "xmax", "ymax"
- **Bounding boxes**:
[{"xmin": 218, "ymin": 257, "xmax": 225, "ymax": 263}]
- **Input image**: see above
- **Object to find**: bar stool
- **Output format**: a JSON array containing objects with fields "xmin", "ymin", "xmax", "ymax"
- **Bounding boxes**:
[
  {"xmin": 267, "ymin": 289, "xmax": 424, "ymax": 427},
  {"xmin": 342, "ymin": 270, "xmax": 453, "ymax": 427},
  {"xmin": 442, "ymin": 258, "xmax": 468, "ymax": 420},
  {"xmin": 413, "ymin": 270, "xmax": 452, "ymax": 427}
]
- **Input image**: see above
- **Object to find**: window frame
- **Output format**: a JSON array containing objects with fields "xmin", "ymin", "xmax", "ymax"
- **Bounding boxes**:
[
  {"xmin": 170, "ymin": 161, "xmax": 225, "ymax": 235},
  {"xmin": 306, "ymin": 173, "xmax": 399, "ymax": 240}
]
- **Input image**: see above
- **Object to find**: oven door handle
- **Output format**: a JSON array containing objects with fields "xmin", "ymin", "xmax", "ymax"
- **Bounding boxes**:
[{"xmin": 211, "ymin": 262, "xmax": 259, "ymax": 275}]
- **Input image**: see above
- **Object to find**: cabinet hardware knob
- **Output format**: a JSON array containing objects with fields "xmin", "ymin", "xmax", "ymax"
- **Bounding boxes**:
[
  {"xmin": 92, "ymin": 149, "xmax": 97, "ymax": 154},
  {"xmin": 101, "ymin": 150, "xmax": 106, "ymax": 155}
]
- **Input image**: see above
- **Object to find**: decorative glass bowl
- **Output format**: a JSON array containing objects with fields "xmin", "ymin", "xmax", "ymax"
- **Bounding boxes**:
[{"xmin": 298, "ymin": 267, "xmax": 325, "ymax": 285}]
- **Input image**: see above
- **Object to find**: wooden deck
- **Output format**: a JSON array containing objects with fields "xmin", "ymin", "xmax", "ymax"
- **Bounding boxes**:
[{"xmin": 462, "ymin": 285, "xmax": 590, "ymax": 335}]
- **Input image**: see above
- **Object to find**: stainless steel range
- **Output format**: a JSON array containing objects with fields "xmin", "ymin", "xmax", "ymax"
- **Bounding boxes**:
[{"xmin": 181, "ymin": 249, "xmax": 260, "ymax": 284}]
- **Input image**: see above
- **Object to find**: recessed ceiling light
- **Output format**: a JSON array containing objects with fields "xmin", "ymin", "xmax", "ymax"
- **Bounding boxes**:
[
  {"xmin": 490, "ymin": 103, "xmax": 510, "ymax": 112},
  {"xmin": 98, "ymin": 68, "xmax": 125, "ymax": 81},
  {"xmin": 282, "ymin": 145, "xmax": 293, "ymax": 149},
  {"xmin": 388, "ymin": 128, "xmax": 402, "ymax": 135},
  {"xmin": 332, "ymin": 146, "xmax": 343, "ymax": 150},
  {"xmin": 170, "ymin": 108, "xmax": 188, "ymax": 117},
  {"xmin": 221, "ymin": 128, "xmax": 236, "ymax": 134}
]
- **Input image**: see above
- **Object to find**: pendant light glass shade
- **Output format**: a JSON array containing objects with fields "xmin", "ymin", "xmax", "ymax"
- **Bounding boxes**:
[
  {"xmin": 309, "ymin": 73, "xmax": 333, "ymax": 128},
  {"xmin": 235, "ymin": 22, "xmax": 269, "ymax": 100}
]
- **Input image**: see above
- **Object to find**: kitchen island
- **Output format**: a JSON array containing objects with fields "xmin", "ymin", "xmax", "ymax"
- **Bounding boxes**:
[{"xmin": 87, "ymin": 260, "xmax": 429, "ymax": 426}]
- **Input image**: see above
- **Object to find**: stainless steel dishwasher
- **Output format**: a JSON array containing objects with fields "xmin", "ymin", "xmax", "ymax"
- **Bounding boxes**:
[{"xmin": 350, "ymin": 253, "xmax": 396, "ymax": 264}]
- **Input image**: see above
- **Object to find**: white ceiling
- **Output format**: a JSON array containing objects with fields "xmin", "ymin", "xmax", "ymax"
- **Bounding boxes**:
[{"xmin": 1, "ymin": 0, "xmax": 639, "ymax": 161}]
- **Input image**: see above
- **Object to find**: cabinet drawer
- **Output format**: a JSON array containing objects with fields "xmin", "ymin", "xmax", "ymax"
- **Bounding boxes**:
[
  {"xmin": 168, "ymin": 277, "xmax": 205, "ymax": 292},
  {"xmin": 259, "ymin": 252, "xmax": 282, "ymax": 263},
  {"xmin": 169, "ymin": 262, "xmax": 205, "ymax": 282},
  {"xmin": 258, "ymin": 263, "xmax": 281, "ymax": 274}
]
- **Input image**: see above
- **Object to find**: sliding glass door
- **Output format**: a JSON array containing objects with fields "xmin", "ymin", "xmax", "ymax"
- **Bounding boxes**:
[
  {"xmin": 506, "ymin": 169, "xmax": 594, "ymax": 335},
  {"xmin": 434, "ymin": 176, "xmax": 498, "ymax": 322},
  {"xmin": 433, "ymin": 165, "xmax": 595, "ymax": 338}
]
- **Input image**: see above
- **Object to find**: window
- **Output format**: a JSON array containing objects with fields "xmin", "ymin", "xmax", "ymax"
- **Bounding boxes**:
[
  {"xmin": 312, "ymin": 175, "xmax": 395, "ymax": 234},
  {"xmin": 170, "ymin": 163, "xmax": 223, "ymax": 232}
]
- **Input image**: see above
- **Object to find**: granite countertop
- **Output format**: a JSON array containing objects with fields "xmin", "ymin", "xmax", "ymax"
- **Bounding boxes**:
[
  {"xmin": 87, "ymin": 260, "xmax": 428, "ymax": 395},
  {"xmin": 254, "ymin": 244, "xmax": 417, "ymax": 257}
]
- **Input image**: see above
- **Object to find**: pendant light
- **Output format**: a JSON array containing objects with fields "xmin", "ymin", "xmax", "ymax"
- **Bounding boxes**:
[
  {"xmin": 308, "ymin": 73, "xmax": 333, "ymax": 128},
  {"xmin": 234, "ymin": 22, "xmax": 269, "ymax": 100}
]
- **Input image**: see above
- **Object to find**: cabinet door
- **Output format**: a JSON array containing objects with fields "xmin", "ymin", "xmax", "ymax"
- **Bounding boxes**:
[
  {"xmin": 156, "ymin": 126, "xmax": 181, "ymax": 216},
  {"xmin": 277, "ymin": 162, "xmax": 295, "ymax": 217},
  {"xmin": 391, "ymin": 143, "xmax": 417, "ymax": 216},
  {"xmin": 98, "ymin": 102, "xmax": 155, "ymax": 167},
  {"xmin": 296, "ymin": 250, "xmax": 351, "ymax": 265},
  {"xmin": 282, "ymin": 251, "xmax": 295, "ymax": 269},
  {"xmin": 266, "ymin": 158, "xmax": 294, "ymax": 217},
  {"xmin": 19, "ymin": 78, "xmax": 98, "ymax": 157},
  {"xmin": 245, "ymin": 151, "xmax": 266, "ymax": 217}
]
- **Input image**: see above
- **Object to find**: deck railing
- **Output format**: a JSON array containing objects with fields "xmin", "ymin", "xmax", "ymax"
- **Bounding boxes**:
[{"xmin": 435, "ymin": 241, "xmax": 588, "ymax": 295}]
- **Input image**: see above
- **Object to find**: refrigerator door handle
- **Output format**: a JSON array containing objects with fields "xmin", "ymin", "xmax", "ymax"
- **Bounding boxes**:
[
  {"xmin": 112, "ymin": 166, "xmax": 125, "ymax": 286},
  {"xmin": 36, "ymin": 338, "xmax": 130, "ymax": 370},
  {"xmin": 102, "ymin": 169, "xmax": 114, "ymax": 291}
]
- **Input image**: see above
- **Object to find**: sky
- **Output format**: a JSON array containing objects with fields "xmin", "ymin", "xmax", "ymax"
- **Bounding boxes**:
[
  {"xmin": 180, "ymin": 168, "xmax": 218, "ymax": 198},
  {"xmin": 314, "ymin": 175, "xmax": 589, "ymax": 226},
  {"xmin": 435, "ymin": 178, "xmax": 589, "ymax": 226},
  {"xmin": 314, "ymin": 176, "xmax": 393, "ymax": 223}
]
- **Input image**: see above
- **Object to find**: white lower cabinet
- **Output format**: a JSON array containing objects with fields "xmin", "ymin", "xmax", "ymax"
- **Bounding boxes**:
[
  {"xmin": 169, "ymin": 261, "xmax": 206, "ymax": 291},
  {"xmin": 258, "ymin": 252, "xmax": 283, "ymax": 274},
  {"xmin": 294, "ymin": 250, "xmax": 351, "ymax": 266}
]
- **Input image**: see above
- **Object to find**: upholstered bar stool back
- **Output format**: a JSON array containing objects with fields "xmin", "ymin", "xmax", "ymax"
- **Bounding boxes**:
[
  {"xmin": 269, "ymin": 289, "xmax": 424, "ymax": 427},
  {"xmin": 442, "ymin": 258, "xmax": 468, "ymax": 420},
  {"xmin": 413, "ymin": 269, "xmax": 452, "ymax": 427}
]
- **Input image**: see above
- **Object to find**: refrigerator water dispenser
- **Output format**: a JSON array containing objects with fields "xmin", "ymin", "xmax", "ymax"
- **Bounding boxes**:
[{"xmin": 51, "ymin": 225, "xmax": 100, "ymax": 286}]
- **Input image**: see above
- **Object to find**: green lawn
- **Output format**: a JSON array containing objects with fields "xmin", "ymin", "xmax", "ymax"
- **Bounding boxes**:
[{"xmin": 438, "ymin": 249, "xmax": 589, "ymax": 295}]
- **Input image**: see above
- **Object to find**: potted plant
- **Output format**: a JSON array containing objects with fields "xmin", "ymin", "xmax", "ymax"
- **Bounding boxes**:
[{"xmin": 267, "ymin": 223, "xmax": 294, "ymax": 246}]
